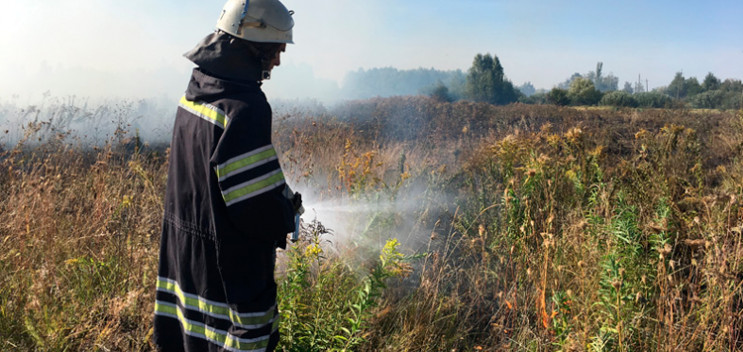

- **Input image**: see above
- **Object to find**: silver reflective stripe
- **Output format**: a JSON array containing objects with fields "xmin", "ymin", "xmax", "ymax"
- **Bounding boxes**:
[
  {"xmin": 221, "ymin": 169, "xmax": 285, "ymax": 206},
  {"xmin": 215, "ymin": 145, "xmax": 279, "ymax": 182}
]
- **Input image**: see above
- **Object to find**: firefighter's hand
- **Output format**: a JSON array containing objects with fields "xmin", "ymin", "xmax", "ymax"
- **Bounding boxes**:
[{"xmin": 291, "ymin": 192, "xmax": 304, "ymax": 215}]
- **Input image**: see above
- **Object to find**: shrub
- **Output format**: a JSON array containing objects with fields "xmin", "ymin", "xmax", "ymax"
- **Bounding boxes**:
[
  {"xmin": 519, "ymin": 92, "xmax": 549, "ymax": 104},
  {"xmin": 547, "ymin": 88, "xmax": 570, "ymax": 106},
  {"xmin": 429, "ymin": 83, "xmax": 453, "ymax": 103},
  {"xmin": 691, "ymin": 89, "xmax": 743, "ymax": 109},
  {"xmin": 634, "ymin": 92, "xmax": 673, "ymax": 108},
  {"xmin": 599, "ymin": 91, "xmax": 639, "ymax": 108},
  {"xmin": 690, "ymin": 90, "xmax": 725, "ymax": 109},
  {"xmin": 278, "ymin": 221, "xmax": 412, "ymax": 351},
  {"xmin": 567, "ymin": 77, "xmax": 603, "ymax": 106}
]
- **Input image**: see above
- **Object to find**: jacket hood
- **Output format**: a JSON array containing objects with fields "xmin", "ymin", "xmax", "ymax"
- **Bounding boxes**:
[
  {"xmin": 184, "ymin": 32, "xmax": 265, "ymax": 83},
  {"xmin": 183, "ymin": 32, "xmax": 265, "ymax": 102},
  {"xmin": 184, "ymin": 68, "xmax": 263, "ymax": 102}
]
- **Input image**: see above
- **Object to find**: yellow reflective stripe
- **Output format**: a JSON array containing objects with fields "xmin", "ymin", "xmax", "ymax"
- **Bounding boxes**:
[
  {"xmin": 222, "ymin": 170, "xmax": 285, "ymax": 206},
  {"xmin": 155, "ymin": 301, "xmax": 271, "ymax": 351},
  {"xmin": 179, "ymin": 96, "xmax": 230, "ymax": 129},
  {"xmin": 156, "ymin": 277, "xmax": 275, "ymax": 327},
  {"xmin": 216, "ymin": 145, "xmax": 278, "ymax": 181}
]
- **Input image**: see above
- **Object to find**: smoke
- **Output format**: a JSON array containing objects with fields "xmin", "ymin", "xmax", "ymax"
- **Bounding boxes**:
[
  {"xmin": 291, "ymin": 178, "xmax": 454, "ymax": 256},
  {"xmin": 301, "ymin": 198, "xmax": 400, "ymax": 246},
  {"xmin": 0, "ymin": 95, "xmax": 176, "ymax": 147}
]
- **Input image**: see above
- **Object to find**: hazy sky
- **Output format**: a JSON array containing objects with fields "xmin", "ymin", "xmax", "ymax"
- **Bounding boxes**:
[{"xmin": 1, "ymin": 0, "xmax": 741, "ymax": 102}]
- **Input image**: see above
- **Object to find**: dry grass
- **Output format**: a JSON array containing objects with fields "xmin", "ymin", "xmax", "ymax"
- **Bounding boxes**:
[
  {"xmin": 1, "ymin": 101, "xmax": 742, "ymax": 351},
  {"xmin": 0, "ymin": 132, "xmax": 166, "ymax": 350}
]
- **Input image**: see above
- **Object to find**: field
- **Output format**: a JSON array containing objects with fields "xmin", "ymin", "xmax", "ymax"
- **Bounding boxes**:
[{"xmin": 1, "ymin": 98, "xmax": 742, "ymax": 351}]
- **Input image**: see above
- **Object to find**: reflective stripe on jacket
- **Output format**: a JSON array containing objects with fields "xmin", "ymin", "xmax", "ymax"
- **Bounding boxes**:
[{"xmin": 154, "ymin": 67, "xmax": 295, "ymax": 352}]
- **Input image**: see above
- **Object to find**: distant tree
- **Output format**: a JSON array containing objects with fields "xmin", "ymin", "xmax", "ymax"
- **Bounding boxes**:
[
  {"xmin": 685, "ymin": 77, "xmax": 703, "ymax": 98},
  {"xmin": 693, "ymin": 88, "xmax": 742, "ymax": 109},
  {"xmin": 445, "ymin": 71, "xmax": 467, "ymax": 100},
  {"xmin": 567, "ymin": 77, "xmax": 603, "ymax": 106},
  {"xmin": 665, "ymin": 72, "xmax": 703, "ymax": 99},
  {"xmin": 502, "ymin": 80, "xmax": 521, "ymax": 104},
  {"xmin": 635, "ymin": 92, "xmax": 673, "ymax": 108},
  {"xmin": 547, "ymin": 88, "xmax": 570, "ymax": 106},
  {"xmin": 622, "ymin": 82, "xmax": 634, "ymax": 94},
  {"xmin": 558, "ymin": 63, "xmax": 619, "ymax": 93},
  {"xmin": 702, "ymin": 72, "xmax": 721, "ymax": 91},
  {"xmin": 599, "ymin": 74, "xmax": 619, "ymax": 92},
  {"xmin": 586, "ymin": 62, "xmax": 619, "ymax": 92},
  {"xmin": 721, "ymin": 91, "xmax": 743, "ymax": 109},
  {"xmin": 465, "ymin": 53, "xmax": 499, "ymax": 103},
  {"xmin": 720, "ymin": 79, "xmax": 743, "ymax": 92},
  {"xmin": 599, "ymin": 91, "xmax": 638, "ymax": 107},
  {"xmin": 465, "ymin": 53, "xmax": 519, "ymax": 105},
  {"xmin": 342, "ymin": 67, "xmax": 465, "ymax": 100},
  {"xmin": 590, "ymin": 62, "xmax": 603, "ymax": 86},
  {"xmin": 667, "ymin": 72, "xmax": 687, "ymax": 99},
  {"xmin": 518, "ymin": 82, "xmax": 536, "ymax": 97},
  {"xmin": 558, "ymin": 73, "xmax": 583, "ymax": 90},
  {"xmin": 429, "ymin": 81, "xmax": 453, "ymax": 103},
  {"xmin": 519, "ymin": 91, "xmax": 548, "ymax": 104},
  {"xmin": 690, "ymin": 90, "xmax": 725, "ymax": 109},
  {"xmin": 687, "ymin": 78, "xmax": 742, "ymax": 109}
]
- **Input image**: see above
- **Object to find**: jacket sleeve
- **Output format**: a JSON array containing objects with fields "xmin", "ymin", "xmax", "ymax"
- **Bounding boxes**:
[{"xmin": 210, "ymin": 100, "xmax": 295, "ymax": 241}]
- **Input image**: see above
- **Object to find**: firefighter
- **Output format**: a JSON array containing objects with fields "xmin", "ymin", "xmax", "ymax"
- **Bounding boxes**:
[{"xmin": 153, "ymin": 0, "xmax": 300, "ymax": 351}]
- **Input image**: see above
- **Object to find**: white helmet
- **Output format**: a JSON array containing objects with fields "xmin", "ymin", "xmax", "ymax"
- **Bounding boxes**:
[{"xmin": 216, "ymin": 0, "xmax": 294, "ymax": 44}]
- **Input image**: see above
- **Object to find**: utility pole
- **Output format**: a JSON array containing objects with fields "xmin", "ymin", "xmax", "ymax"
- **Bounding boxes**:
[{"xmin": 636, "ymin": 74, "xmax": 643, "ymax": 93}]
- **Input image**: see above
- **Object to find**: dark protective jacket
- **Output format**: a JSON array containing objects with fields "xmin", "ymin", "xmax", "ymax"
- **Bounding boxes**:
[{"xmin": 154, "ymin": 33, "xmax": 295, "ymax": 352}]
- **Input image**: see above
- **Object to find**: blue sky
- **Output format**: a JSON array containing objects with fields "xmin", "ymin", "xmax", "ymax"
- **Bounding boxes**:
[{"xmin": 0, "ymin": 0, "xmax": 740, "ymax": 102}]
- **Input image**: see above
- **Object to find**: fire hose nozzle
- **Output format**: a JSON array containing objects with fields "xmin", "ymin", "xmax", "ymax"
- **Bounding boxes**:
[
  {"xmin": 283, "ymin": 186, "xmax": 303, "ymax": 242},
  {"xmin": 291, "ymin": 213, "xmax": 301, "ymax": 242}
]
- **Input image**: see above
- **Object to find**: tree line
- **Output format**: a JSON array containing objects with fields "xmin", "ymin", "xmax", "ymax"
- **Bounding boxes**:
[
  {"xmin": 341, "ymin": 53, "xmax": 743, "ymax": 109},
  {"xmin": 534, "ymin": 68, "xmax": 743, "ymax": 109}
]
